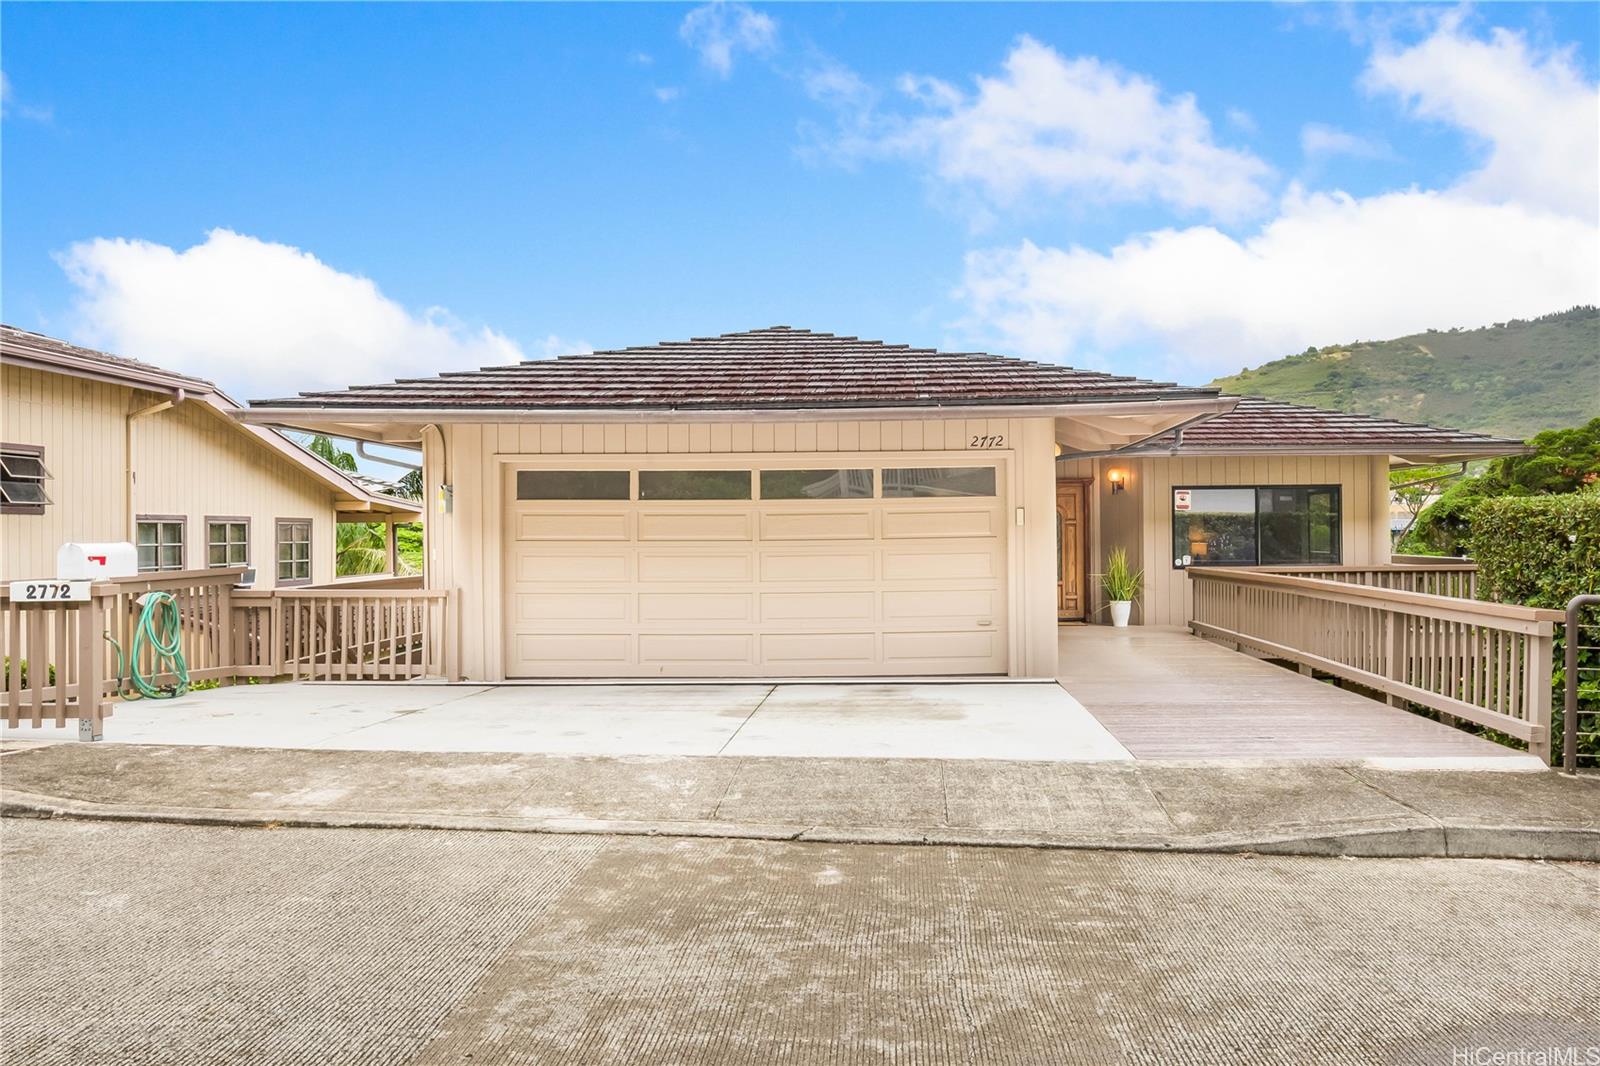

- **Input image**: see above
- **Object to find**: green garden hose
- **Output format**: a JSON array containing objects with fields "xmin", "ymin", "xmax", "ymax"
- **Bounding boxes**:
[{"xmin": 105, "ymin": 591, "xmax": 190, "ymax": 699}]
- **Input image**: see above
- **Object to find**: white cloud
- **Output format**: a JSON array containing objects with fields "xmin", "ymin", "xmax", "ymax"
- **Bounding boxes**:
[
  {"xmin": 952, "ymin": 18, "xmax": 1600, "ymax": 380},
  {"xmin": 1, "ymin": 72, "xmax": 53, "ymax": 123},
  {"xmin": 1300, "ymin": 122, "xmax": 1386, "ymax": 159},
  {"xmin": 56, "ymin": 229, "xmax": 524, "ymax": 398},
  {"xmin": 653, "ymin": 85, "xmax": 682, "ymax": 103},
  {"xmin": 1364, "ymin": 14, "xmax": 1598, "ymax": 220},
  {"xmin": 959, "ymin": 189, "xmax": 1597, "ymax": 380},
  {"xmin": 822, "ymin": 36, "xmax": 1273, "ymax": 223},
  {"xmin": 679, "ymin": 2, "xmax": 777, "ymax": 78},
  {"xmin": 1225, "ymin": 107, "xmax": 1258, "ymax": 134},
  {"xmin": 533, "ymin": 335, "xmax": 592, "ymax": 359}
]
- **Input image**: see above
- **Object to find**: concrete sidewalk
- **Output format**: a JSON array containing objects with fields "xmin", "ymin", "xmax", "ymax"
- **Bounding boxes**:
[{"xmin": 3, "ymin": 742, "xmax": 1595, "ymax": 860}]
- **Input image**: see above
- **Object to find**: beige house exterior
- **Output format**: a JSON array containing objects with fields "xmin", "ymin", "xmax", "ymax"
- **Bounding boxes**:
[
  {"xmin": 1, "ymin": 326, "xmax": 420, "ymax": 587},
  {"xmin": 242, "ymin": 327, "xmax": 1525, "ymax": 683}
]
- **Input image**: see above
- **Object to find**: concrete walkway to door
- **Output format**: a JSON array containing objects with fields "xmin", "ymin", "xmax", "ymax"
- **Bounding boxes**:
[{"xmin": 1, "ymin": 681, "xmax": 1132, "ymax": 762}]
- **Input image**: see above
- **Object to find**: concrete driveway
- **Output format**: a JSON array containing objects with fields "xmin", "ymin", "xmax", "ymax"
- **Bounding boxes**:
[{"xmin": 2, "ymin": 681, "xmax": 1132, "ymax": 761}]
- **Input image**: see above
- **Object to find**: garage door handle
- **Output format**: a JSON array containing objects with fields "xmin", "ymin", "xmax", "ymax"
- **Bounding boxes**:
[{"xmin": 977, "ymin": 619, "xmax": 993, "ymax": 627}]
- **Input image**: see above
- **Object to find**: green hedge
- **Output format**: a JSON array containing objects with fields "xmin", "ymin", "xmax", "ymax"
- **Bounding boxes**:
[{"xmin": 1468, "ymin": 490, "xmax": 1600, "ymax": 764}]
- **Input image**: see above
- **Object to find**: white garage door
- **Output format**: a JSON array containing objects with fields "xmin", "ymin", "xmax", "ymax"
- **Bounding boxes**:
[{"xmin": 503, "ymin": 461, "xmax": 1009, "ymax": 677}]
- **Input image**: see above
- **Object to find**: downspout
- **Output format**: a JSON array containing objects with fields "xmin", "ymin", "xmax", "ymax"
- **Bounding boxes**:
[
  {"xmin": 355, "ymin": 440, "xmax": 422, "ymax": 472},
  {"xmin": 419, "ymin": 424, "xmax": 446, "ymax": 588}
]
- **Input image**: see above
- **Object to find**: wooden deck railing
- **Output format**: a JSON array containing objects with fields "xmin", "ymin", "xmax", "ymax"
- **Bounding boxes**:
[
  {"xmin": 2, "ymin": 586, "xmax": 114, "ymax": 735},
  {"xmin": 1189, "ymin": 568, "xmax": 1559, "ymax": 762},
  {"xmin": 1260, "ymin": 561, "xmax": 1479, "ymax": 599},
  {"xmin": 233, "ymin": 588, "xmax": 453, "ymax": 681},
  {"xmin": 5, "ymin": 575, "xmax": 455, "ymax": 733}
]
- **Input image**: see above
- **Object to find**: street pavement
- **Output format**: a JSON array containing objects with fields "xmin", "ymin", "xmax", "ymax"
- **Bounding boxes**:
[{"xmin": 2, "ymin": 818, "xmax": 1595, "ymax": 1065}]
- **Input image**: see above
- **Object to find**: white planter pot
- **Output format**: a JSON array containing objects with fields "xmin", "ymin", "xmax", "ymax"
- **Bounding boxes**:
[{"xmin": 1109, "ymin": 600, "xmax": 1132, "ymax": 627}]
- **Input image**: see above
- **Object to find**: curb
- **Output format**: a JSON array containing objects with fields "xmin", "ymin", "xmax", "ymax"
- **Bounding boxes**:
[{"xmin": 5, "ymin": 790, "xmax": 1596, "ymax": 862}]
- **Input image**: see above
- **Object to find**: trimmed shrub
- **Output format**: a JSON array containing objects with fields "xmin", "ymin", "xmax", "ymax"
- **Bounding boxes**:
[{"xmin": 1469, "ymin": 490, "xmax": 1600, "ymax": 764}]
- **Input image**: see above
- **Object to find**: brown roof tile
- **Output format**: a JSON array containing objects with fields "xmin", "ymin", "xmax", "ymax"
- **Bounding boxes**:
[
  {"xmin": 1141, "ymin": 397, "xmax": 1526, "ymax": 455},
  {"xmin": 253, "ymin": 326, "xmax": 1216, "ymax": 411}
]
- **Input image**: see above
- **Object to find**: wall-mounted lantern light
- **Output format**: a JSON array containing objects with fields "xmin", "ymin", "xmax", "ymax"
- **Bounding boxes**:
[
  {"xmin": 1107, "ymin": 468, "xmax": 1127, "ymax": 494},
  {"xmin": 1053, "ymin": 442, "xmax": 1065, "ymax": 458}
]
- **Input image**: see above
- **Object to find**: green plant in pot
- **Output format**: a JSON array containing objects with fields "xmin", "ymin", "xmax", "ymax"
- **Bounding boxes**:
[{"xmin": 1100, "ymin": 547, "xmax": 1143, "ymax": 627}]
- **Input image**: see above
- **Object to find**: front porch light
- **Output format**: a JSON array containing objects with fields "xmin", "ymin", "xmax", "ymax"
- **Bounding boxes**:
[{"xmin": 1107, "ymin": 468, "xmax": 1127, "ymax": 494}]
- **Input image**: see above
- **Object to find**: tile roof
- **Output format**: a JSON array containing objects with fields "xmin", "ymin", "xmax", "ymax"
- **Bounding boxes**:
[
  {"xmin": 2, "ymin": 323, "xmax": 215, "ymax": 392},
  {"xmin": 252, "ymin": 326, "xmax": 1217, "ymax": 411},
  {"xmin": 1140, "ymin": 397, "xmax": 1527, "ymax": 456}
]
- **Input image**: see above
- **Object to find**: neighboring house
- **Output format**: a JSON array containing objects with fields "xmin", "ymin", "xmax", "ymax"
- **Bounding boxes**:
[
  {"xmin": 1, "ymin": 326, "xmax": 421, "ymax": 587},
  {"xmin": 243, "ymin": 327, "xmax": 1524, "ymax": 681}
]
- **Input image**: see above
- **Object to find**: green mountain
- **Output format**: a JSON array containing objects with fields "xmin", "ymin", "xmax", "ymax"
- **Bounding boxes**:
[{"xmin": 1208, "ymin": 306, "xmax": 1600, "ymax": 440}]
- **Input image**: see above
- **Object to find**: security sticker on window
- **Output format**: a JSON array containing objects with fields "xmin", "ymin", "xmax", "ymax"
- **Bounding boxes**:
[{"xmin": 1174, "ymin": 489, "xmax": 1191, "ymax": 512}]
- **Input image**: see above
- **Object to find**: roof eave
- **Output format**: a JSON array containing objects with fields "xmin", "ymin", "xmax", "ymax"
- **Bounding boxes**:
[
  {"xmin": 1120, "ymin": 442, "xmax": 1530, "ymax": 461},
  {"xmin": 238, "ymin": 394, "xmax": 1230, "ymax": 436},
  {"xmin": 2, "ymin": 347, "xmax": 213, "ymax": 397}
]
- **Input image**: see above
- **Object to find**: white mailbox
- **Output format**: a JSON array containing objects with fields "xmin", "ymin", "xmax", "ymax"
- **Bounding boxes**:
[{"xmin": 57, "ymin": 542, "xmax": 140, "ymax": 581}]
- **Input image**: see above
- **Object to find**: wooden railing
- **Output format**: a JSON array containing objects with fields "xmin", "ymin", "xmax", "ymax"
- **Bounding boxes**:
[
  {"xmin": 101, "ymin": 568, "xmax": 248, "ymax": 688},
  {"xmin": 1189, "ymin": 568, "xmax": 1559, "ymax": 762},
  {"xmin": 5, "ymin": 574, "xmax": 455, "ymax": 733},
  {"xmin": 2, "ymin": 587, "xmax": 113, "ymax": 735},
  {"xmin": 1260, "ymin": 561, "xmax": 1479, "ymax": 599},
  {"xmin": 310, "ymin": 574, "xmax": 426, "ymax": 591},
  {"xmin": 234, "ymin": 588, "xmax": 453, "ymax": 681}
]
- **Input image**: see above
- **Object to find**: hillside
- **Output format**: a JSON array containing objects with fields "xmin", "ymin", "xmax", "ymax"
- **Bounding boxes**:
[{"xmin": 1208, "ymin": 306, "xmax": 1600, "ymax": 439}]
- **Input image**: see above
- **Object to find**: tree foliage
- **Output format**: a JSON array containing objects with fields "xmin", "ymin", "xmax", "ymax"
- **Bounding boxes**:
[
  {"xmin": 306, "ymin": 434, "xmax": 358, "ymax": 472},
  {"xmin": 1403, "ymin": 418, "xmax": 1600, "ymax": 555},
  {"xmin": 335, "ymin": 522, "xmax": 388, "ymax": 576}
]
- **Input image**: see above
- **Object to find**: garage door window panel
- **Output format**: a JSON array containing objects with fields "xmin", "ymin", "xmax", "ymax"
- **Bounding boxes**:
[
  {"xmin": 516, "ymin": 470, "xmax": 631, "ymax": 500},
  {"xmin": 639, "ymin": 470, "xmax": 751, "ymax": 500},
  {"xmin": 882, "ymin": 467, "xmax": 996, "ymax": 498},
  {"xmin": 760, "ymin": 469, "xmax": 873, "ymax": 500}
]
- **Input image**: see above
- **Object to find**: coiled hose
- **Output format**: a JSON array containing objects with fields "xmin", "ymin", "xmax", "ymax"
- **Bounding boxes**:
[{"xmin": 105, "ymin": 591, "xmax": 190, "ymax": 699}]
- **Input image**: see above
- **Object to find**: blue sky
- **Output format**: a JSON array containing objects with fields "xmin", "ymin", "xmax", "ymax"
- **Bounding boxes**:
[{"xmin": 3, "ymin": 2, "xmax": 1596, "ymax": 401}]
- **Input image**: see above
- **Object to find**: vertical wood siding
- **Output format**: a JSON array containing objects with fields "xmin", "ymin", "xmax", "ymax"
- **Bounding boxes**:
[
  {"xmin": 2, "ymin": 364, "xmax": 339, "ymax": 586},
  {"xmin": 1133, "ymin": 453, "xmax": 1390, "ymax": 626}
]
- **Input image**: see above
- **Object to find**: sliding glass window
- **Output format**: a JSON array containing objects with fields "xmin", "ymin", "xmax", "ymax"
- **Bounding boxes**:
[{"xmin": 1172, "ymin": 486, "xmax": 1341, "ymax": 568}]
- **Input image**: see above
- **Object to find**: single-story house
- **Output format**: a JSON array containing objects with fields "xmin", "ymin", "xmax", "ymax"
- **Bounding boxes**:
[
  {"xmin": 242, "ymin": 326, "xmax": 1524, "ymax": 680},
  {"xmin": 1, "ymin": 325, "xmax": 421, "ymax": 587}
]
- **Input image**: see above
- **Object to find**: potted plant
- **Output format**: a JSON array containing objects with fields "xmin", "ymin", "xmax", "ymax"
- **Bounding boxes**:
[{"xmin": 1100, "ymin": 547, "xmax": 1143, "ymax": 628}]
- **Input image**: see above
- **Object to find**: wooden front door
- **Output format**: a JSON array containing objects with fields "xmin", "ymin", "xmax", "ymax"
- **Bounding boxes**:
[{"xmin": 1056, "ymin": 480, "xmax": 1088, "ymax": 621}]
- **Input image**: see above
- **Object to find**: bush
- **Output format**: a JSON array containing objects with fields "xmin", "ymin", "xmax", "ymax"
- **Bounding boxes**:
[{"xmin": 1468, "ymin": 490, "xmax": 1600, "ymax": 765}]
